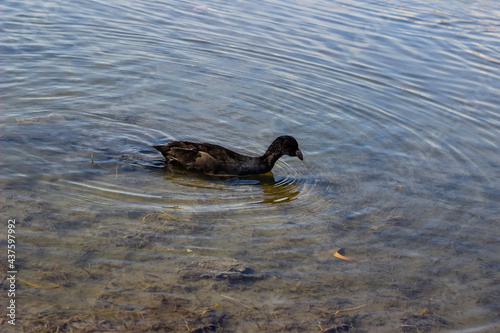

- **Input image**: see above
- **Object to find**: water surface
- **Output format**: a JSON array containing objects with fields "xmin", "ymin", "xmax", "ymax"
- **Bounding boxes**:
[{"xmin": 1, "ymin": 0, "xmax": 500, "ymax": 331}]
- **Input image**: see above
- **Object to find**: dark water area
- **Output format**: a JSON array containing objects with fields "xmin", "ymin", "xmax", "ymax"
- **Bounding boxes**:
[{"xmin": 1, "ymin": 0, "xmax": 500, "ymax": 332}]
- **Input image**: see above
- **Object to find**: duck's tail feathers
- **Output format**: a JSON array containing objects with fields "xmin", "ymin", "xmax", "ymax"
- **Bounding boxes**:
[{"xmin": 153, "ymin": 145, "xmax": 169, "ymax": 156}]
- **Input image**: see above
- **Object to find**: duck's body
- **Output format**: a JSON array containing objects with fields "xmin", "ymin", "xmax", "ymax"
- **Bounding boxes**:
[{"xmin": 153, "ymin": 136, "xmax": 303, "ymax": 176}]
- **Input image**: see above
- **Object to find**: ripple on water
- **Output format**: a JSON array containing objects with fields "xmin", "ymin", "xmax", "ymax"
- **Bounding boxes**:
[
  {"xmin": 2, "ymin": 0, "xmax": 500, "ymax": 330},
  {"xmin": 48, "ymin": 149, "xmax": 347, "ymax": 226}
]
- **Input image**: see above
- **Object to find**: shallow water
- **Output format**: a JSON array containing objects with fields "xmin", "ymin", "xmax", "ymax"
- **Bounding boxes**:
[{"xmin": 1, "ymin": 0, "xmax": 500, "ymax": 331}]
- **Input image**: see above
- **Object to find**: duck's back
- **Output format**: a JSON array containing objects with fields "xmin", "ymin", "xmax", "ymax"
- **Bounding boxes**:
[{"xmin": 153, "ymin": 141, "xmax": 262, "ymax": 175}]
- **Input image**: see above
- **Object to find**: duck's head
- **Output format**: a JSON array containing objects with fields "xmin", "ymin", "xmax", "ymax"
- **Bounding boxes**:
[{"xmin": 271, "ymin": 135, "xmax": 303, "ymax": 161}]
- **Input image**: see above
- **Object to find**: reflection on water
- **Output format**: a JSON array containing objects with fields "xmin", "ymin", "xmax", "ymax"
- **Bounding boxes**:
[
  {"xmin": 157, "ymin": 163, "xmax": 303, "ymax": 206},
  {"xmin": 1, "ymin": 0, "xmax": 500, "ymax": 331}
]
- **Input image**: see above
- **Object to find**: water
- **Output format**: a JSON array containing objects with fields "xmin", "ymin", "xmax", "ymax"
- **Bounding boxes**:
[{"xmin": 1, "ymin": 0, "xmax": 500, "ymax": 331}]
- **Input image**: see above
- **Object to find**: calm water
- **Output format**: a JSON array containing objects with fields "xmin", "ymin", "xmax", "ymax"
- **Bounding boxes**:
[{"xmin": 1, "ymin": 0, "xmax": 500, "ymax": 331}]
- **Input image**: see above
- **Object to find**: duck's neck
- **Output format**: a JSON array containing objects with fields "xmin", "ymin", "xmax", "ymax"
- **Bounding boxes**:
[{"xmin": 259, "ymin": 150, "xmax": 283, "ymax": 172}]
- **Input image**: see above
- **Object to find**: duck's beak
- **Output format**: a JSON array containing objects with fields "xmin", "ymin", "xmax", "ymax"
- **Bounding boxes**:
[{"xmin": 296, "ymin": 149, "xmax": 303, "ymax": 161}]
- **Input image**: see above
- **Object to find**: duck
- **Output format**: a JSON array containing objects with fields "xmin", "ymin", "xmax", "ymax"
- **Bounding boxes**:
[{"xmin": 153, "ymin": 135, "xmax": 303, "ymax": 176}]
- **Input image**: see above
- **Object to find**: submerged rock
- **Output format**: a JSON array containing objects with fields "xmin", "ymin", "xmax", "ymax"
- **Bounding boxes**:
[{"xmin": 179, "ymin": 256, "xmax": 261, "ymax": 282}]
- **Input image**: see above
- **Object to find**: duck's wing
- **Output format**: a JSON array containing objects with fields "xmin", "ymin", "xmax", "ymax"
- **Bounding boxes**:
[
  {"xmin": 154, "ymin": 141, "xmax": 256, "ymax": 174},
  {"xmin": 155, "ymin": 142, "xmax": 246, "ymax": 160},
  {"xmin": 164, "ymin": 147, "xmax": 222, "ymax": 174},
  {"xmin": 153, "ymin": 141, "xmax": 196, "ymax": 156},
  {"xmin": 190, "ymin": 142, "xmax": 246, "ymax": 161},
  {"xmin": 167, "ymin": 147, "xmax": 199, "ymax": 163}
]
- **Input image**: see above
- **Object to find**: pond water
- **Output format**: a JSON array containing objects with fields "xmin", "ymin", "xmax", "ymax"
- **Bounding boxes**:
[{"xmin": 1, "ymin": 0, "xmax": 500, "ymax": 331}]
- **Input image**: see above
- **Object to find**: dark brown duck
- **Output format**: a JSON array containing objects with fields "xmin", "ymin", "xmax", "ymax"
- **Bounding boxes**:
[{"xmin": 153, "ymin": 135, "xmax": 303, "ymax": 176}]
